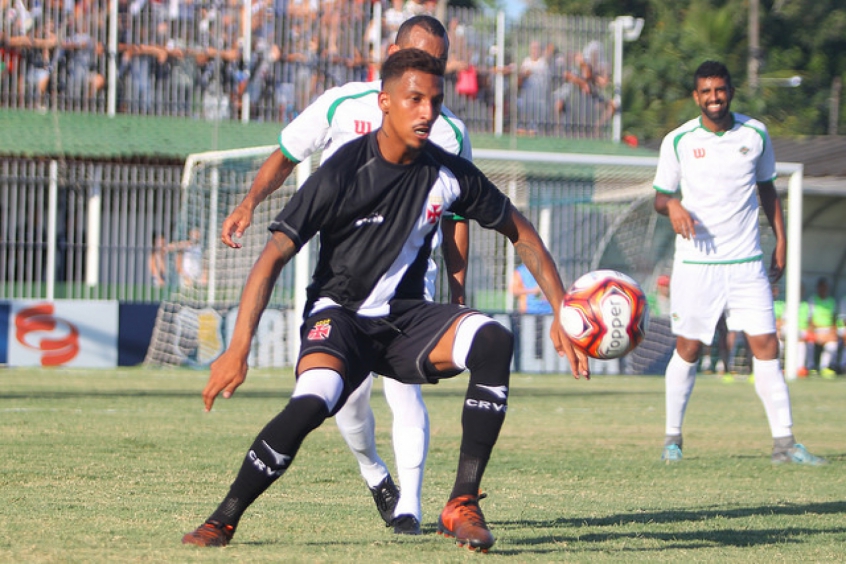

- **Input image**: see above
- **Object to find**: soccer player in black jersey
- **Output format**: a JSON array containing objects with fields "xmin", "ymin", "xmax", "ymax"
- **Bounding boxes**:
[{"xmin": 183, "ymin": 48, "xmax": 590, "ymax": 553}]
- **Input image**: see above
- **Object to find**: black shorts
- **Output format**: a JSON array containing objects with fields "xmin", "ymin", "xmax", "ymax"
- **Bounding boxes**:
[{"xmin": 298, "ymin": 299, "xmax": 480, "ymax": 396}]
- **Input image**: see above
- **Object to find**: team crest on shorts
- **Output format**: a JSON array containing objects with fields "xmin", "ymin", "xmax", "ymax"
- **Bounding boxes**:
[{"xmin": 307, "ymin": 319, "xmax": 332, "ymax": 341}]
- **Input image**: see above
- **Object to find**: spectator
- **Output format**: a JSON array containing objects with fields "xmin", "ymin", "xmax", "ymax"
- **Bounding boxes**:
[
  {"xmin": 517, "ymin": 40, "xmax": 549, "ymax": 136},
  {"xmin": 23, "ymin": 16, "xmax": 58, "ymax": 111},
  {"xmin": 149, "ymin": 231, "xmax": 168, "ymax": 288},
  {"xmin": 63, "ymin": 15, "xmax": 105, "ymax": 106},
  {"xmin": 782, "ymin": 282, "xmax": 813, "ymax": 378},
  {"xmin": 549, "ymin": 45, "xmax": 585, "ymax": 125},
  {"xmin": 511, "ymin": 263, "xmax": 553, "ymax": 371},
  {"xmin": 169, "ymin": 226, "xmax": 206, "ymax": 289},
  {"xmin": 808, "ymin": 277, "xmax": 838, "ymax": 378},
  {"xmin": 577, "ymin": 40, "xmax": 616, "ymax": 136}
]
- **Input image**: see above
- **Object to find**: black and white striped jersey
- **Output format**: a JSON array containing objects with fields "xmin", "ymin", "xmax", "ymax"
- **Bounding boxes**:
[{"xmin": 269, "ymin": 132, "xmax": 510, "ymax": 318}]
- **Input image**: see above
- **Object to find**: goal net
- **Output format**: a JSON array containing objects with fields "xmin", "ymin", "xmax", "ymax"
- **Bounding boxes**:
[{"xmin": 144, "ymin": 146, "xmax": 800, "ymax": 375}]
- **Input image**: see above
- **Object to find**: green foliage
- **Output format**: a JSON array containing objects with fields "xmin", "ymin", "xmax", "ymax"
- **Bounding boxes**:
[
  {"xmin": 542, "ymin": 0, "xmax": 846, "ymax": 139},
  {"xmin": 1, "ymin": 368, "xmax": 844, "ymax": 561}
]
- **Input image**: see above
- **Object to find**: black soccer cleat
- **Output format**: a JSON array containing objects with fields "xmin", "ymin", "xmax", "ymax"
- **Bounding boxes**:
[
  {"xmin": 390, "ymin": 514, "xmax": 421, "ymax": 535},
  {"xmin": 369, "ymin": 474, "xmax": 400, "ymax": 525}
]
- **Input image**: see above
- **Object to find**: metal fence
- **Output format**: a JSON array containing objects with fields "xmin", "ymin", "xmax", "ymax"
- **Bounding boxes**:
[
  {"xmin": 1, "ymin": 2, "xmax": 617, "ymax": 136},
  {"xmin": 0, "ymin": 156, "xmax": 182, "ymax": 302}
]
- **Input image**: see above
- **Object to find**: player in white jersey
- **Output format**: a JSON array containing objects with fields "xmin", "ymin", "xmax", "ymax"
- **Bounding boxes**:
[
  {"xmin": 653, "ymin": 60, "xmax": 825, "ymax": 465},
  {"xmin": 218, "ymin": 16, "xmax": 470, "ymax": 534}
]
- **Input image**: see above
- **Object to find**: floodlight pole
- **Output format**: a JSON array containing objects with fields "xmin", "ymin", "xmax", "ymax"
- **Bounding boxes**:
[{"xmin": 611, "ymin": 16, "xmax": 644, "ymax": 143}]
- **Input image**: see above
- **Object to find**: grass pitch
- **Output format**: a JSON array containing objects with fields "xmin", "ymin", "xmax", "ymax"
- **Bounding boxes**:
[{"xmin": 0, "ymin": 367, "xmax": 843, "ymax": 562}]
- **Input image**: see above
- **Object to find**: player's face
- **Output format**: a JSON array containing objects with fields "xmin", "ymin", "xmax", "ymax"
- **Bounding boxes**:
[
  {"xmin": 379, "ymin": 69, "xmax": 444, "ymax": 161},
  {"xmin": 391, "ymin": 27, "xmax": 449, "ymax": 66},
  {"xmin": 693, "ymin": 76, "xmax": 734, "ymax": 129}
]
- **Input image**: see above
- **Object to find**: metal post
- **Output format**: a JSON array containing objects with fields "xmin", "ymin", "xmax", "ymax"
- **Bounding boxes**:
[
  {"xmin": 241, "ymin": 0, "xmax": 252, "ymax": 123},
  {"xmin": 494, "ymin": 11, "xmax": 505, "ymax": 137},
  {"xmin": 783, "ymin": 165, "xmax": 804, "ymax": 381},
  {"xmin": 47, "ymin": 161, "xmax": 58, "ymax": 300},
  {"xmin": 107, "ymin": 0, "xmax": 118, "ymax": 116},
  {"xmin": 207, "ymin": 167, "xmax": 219, "ymax": 305}
]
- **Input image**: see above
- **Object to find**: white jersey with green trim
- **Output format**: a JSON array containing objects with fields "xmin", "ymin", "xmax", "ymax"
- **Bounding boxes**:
[
  {"xmin": 653, "ymin": 112, "xmax": 777, "ymax": 264},
  {"xmin": 278, "ymin": 79, "xmax": 472, "ymax": 165}
]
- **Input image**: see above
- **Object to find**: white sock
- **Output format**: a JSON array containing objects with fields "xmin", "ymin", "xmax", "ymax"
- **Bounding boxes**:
[
  {"xmin": 752, "ymin": 357, "xmax": 793, "ymax": 438},
  {"xmin": 820, "ymin": 341, "xmax": 837, "ymax": 370},
  {"xmin": 334, "ymin": 375, "xmax": 389, "ymax": 488},
  {"xmin": 665, "ymin": 350, "xmax": 697, "ymax": 436},
  {"xmin": 383, "ymin": 377, "xmax": 428, "ymax": 521}
]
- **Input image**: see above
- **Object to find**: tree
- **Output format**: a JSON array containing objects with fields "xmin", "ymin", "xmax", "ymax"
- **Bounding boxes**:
[{"xmin": 543, "ymin": 0, "xmax": 845, "ymax": 139}]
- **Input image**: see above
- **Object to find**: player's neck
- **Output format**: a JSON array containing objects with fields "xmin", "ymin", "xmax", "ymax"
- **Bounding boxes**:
[
  {"xmin": 701, "ymin": 113, "xmax": 733, "ymax": 133},
  {"xmin": 376, "ymin": 128, "xmax": 423, "ymax": 165}
]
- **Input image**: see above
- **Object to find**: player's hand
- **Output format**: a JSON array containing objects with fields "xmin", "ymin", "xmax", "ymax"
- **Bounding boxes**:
[
  {"xmin": 667, "ymin": 200, "xmax": 698, "ymax": 240},
  {"xmin": 769, "ymin": 242, "xmax": 786, "ymax": 282},
  {"xmin": 220, "ymin": 205, "xmax": 253, "ymax": 249},
  {"xmin": 203, "ymin": 350, "xmax": 249, "ymax": 411},
  {"xmin": 551, "ymin": 319, "xmax": 591, "ymax": 380}
]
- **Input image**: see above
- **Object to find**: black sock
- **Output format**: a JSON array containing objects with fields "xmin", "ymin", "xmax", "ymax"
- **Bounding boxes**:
[
  {"xmin": 209, "ymin": 395, "xmax": 329, "ymax": 528},
  {"xmin": 450, "ymin": 323, "xmax": 513, "ymax": 499}
]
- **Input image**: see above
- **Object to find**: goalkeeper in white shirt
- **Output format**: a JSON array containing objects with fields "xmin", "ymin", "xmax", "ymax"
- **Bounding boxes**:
[{"xmin": 218, "ymin": 15, "xmax": 471, "ymax": 534}]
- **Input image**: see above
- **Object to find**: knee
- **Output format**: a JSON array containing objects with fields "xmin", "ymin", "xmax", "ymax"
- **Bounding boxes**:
[{"xmin": 466, "ymin": 322, "xmax": 514, "ymax": 371}]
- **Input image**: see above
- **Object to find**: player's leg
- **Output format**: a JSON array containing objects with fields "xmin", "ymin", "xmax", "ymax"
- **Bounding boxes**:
[
  {"xmin": 333, "ymin": 374, "xmax": 398, "ymax": 526},
  {"xmin": 816, "ymin": 329, "xmax": 838, "ymax": 377},
  {"xmin": 183, "ymin": 354, "xmax": 345, "ymax": 547},
  {"xmin": 663, "ymin": 262, "xmax": 723, "ymax": 461},
  {"xmin": 432, "ymin": 313, "xmax": 513, "ymax": 552},
  {"xmin": 729, "ymin": 262, "xmax": 825, "ymax": 465},
  {"xmin": 382, "ymin": 377, "xmax": 428, "ymax": 533},
  {"xmin": 663, "ymin": 336, "xmax": 700, "ymax": 461}
]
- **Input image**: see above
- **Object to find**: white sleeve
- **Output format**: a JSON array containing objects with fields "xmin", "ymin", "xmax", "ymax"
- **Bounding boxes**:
[
  {"xmin": 278, "ymin": 89, "xmax": 337, "ymax": 163},
  {"xmin": 652, "ymin": 132, "xmax": 681, "ymax": 194},
  {"xmin": 756, "ymin": 126, "xmax": 777, "ymax": 183},
  {"xmin": 460, "ymin": 126, "xmax": 473, "ymax": 161}
]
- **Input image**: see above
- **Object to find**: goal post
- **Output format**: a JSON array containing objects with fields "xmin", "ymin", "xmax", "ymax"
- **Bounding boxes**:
[{"xmin": 145, "ymin": 146, "xmax": 805, "ymax": 377}]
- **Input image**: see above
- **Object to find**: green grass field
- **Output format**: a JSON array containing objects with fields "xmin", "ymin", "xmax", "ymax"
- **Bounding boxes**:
[{"xmin": 1, "ymin": 367, "xmax": 843, "ymax": 562}]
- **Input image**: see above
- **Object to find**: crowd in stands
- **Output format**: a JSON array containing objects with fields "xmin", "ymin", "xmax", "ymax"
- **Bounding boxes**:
[{"xmin": 2, "ymin": 0, "xmax": 616, "ymax": 135}]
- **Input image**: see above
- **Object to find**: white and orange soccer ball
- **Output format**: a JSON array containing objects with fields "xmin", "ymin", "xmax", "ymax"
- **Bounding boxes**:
[{"xmin": 560, "ymin": 270, "xmax": 649, "ymax": 359}]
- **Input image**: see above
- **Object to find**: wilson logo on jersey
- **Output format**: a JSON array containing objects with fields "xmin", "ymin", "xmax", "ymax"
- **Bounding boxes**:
[
  {"xmin": 693, "ymin": 148, "xmax": 706, "ymax": 158},
  {"xmin": 307, "ymin": 320, "xmax": 332, "ymax": 341},
  {"xmin": 426, "ymin": 203, "xmax": 443, "ymax": 224},
  {"xmin": 354, "ymin": 120, "xmax": 373, "ymax": 135}
]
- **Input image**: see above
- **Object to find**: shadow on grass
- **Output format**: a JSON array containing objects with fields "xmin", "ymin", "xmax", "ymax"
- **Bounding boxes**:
[{"xmin": 491, "ymin": 500, "xmax": 846, "ymax": 553}]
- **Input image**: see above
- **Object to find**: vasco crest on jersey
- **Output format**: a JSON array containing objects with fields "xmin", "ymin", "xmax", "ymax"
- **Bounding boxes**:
[
  {"xmin": 426, "ymin": 195, "xmax": 444, "ymax": 225},
  {"xmin": 307, "ymin": 319, "xmax": 332, "ymax": 341}
]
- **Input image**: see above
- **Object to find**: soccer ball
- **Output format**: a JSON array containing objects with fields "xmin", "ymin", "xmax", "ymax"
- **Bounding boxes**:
[{"xmin": 560, "ymin": 270, "xmax": 649, "ymax": 359}]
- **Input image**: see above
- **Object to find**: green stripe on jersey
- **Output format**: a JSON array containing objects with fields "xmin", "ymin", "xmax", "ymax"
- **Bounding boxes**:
[
  {"xmin": 327, "ymin": 89, "xmax": 379, "ymax": 124},
  {"xmin": 438, "ymin": 113, "xmax": 465, "ymax": 155},
  {"xmin": 682, "ymin": 255, "xmax": 763, "ymax": 265},
  {"xmin": 278, "ymin": 130, "xmax": 301, "ymax": 164}
]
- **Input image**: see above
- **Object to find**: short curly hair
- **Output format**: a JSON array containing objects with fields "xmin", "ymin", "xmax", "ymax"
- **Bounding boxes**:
[{"xmin": 380, "ymin": 48, "xmax": 445, "ymax": 89}]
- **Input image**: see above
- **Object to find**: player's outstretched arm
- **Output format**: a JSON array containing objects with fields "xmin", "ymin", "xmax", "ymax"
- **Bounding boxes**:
[
  {"xmin": 441, "ymin": 217, "xmax": 469, "ymax": 305},
  {"xmin": 221, "ymin": 149, "xmax": 297, "ymax": 248},
  {"xmin": 203, "ymin": 232, "xmax": 297, "ymax": 411},
  {"xmin": 496, "ymin": 205, "xmax": 590, "ymax": 379}
]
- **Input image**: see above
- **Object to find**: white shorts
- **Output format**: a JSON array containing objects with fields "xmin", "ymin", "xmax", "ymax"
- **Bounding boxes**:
[{"xmin": 670, "ymin": 259, "xmax": 775, "ymax": 344}]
